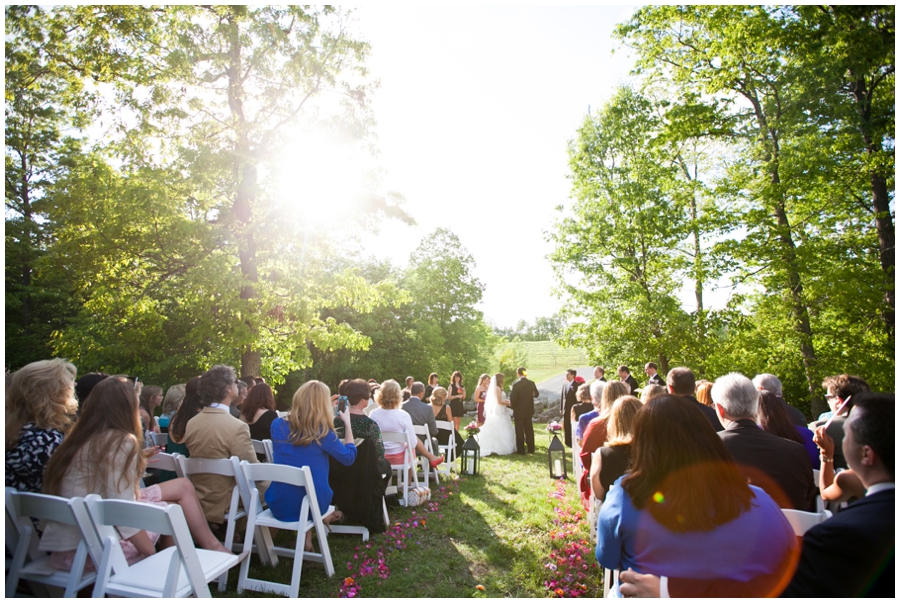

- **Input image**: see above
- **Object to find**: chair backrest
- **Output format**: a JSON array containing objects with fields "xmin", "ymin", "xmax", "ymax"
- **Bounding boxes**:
[
  {"xmin": 381, "ymin": 431, "xmax": 414, "ymax": 461},
  {"xmin": 240, "ymin": 461, "xmax": 323, "ymax": 522},
  {"xmin": 179, "ymin": 455, "xmax": 238, "ymax": 478},
  {"xmin": 276, "ymin": 410, "xmax": 289, "ymax": 418},
  {"xmin": 84, "ymin": 494, "xmax": 211, "ymax": 598},
  {"xmin": 148, "ymin": 451, "xmax": 183, "ymax": 476},
  {"xmin": 263, "ymin": 439, "xmax": 275, "ymax": 464},
  {"xmin": 251, "ymin": 439, "xmax": 272, "ymax": 462},
  {"xmin": 151, "ymin": 432, "xmax": 169, "ymax": 448},
  {"xmin": 412, "ymin": 425, "xmax": 432, "ymax": 451},
  {"xmin": 781, "ymin": 508, "xmax": 832, "ymax": 536},
  {"xmin": 435, "ymin": 420, "xmax": 453, "ymax": 431}
]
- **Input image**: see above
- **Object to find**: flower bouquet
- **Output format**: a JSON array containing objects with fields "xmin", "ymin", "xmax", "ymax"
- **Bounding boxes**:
[
  {"xmin": 546, "ymin": 421, "xmax": 563, "ymax": 436},
  {"xmin": 464, "ymin": 423, "xmax": 480, "ymax": 436}
]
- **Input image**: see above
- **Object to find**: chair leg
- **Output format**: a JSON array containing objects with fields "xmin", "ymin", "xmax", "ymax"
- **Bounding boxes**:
[{"xmin": 289, "ymin": 530, "xmax": 305, "ymax": 599}]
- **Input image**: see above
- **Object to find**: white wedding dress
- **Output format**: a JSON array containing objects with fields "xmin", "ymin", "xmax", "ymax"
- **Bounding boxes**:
[{"xmin": 478, "ymin": 376, "xmax": 517, "ymax": 457}]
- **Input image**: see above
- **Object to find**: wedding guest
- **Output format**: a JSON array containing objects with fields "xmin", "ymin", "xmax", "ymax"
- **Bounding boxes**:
[
  {"xmin": 139, "ymin": 385, "xmax": 163, "ymax": 435},
  {"xmin": 166, "ymin": 376, "xmax": 202, "ymax": 457},
  {"xmin": 430, "ymin": 386, "xmax": 464, "ymax": 458},
  {"xmin": 640, "ymin": 384, "xmax": 666, "ymax": 405},
  {"xmin": 266, "ymin": 380, "xmax": 356, "ymax": 551},
  {"xmin": 474, "ymin": 373, "xmax": 490, "ymax": 427},
  {"xmin": 447, "ymin": 371, "xmax": 467, "ymax": 432},
  {"xmin": 157, "ymin": 384, "xmax": 186, "ymax": 432},
  {"xmin": 593, "ymin": 366, "xmax": 606, "ymax": 383},
  {"xmin": 812, "ymin": 425, "xmax": 865, "ymax": 504},
  {"xmin": 334, "ymin": 379, "xmax": 390, "ymax": 474},
  {"xmin": 184, "ymin": 364, "xmax": 260, "ymax": 526},
  {"xmin": 596, "ymin": 395, "xmax": 797, "ymax": 596},
  {"xmin": 617, "ymin": 365, "xmax": 640, "ymax": 394},
  {"xmin": 74, "ymin": 372, "xmax": 109, "ymax": 406},
  {"xmin": 666, "ymin": 366, "xmax": 721, "ymax": 431},
  {"xmin": 370, "ymin": 379, "xmax": 442, "ymax": 468},
  {"xmin": 581, "ymin": 381, "xmax": 629, "ymax": 456},
  {"xmin": 424, "ymin": 372, "xmax": 439, "ymax": 401},
  {"xmin": 6, "ymin": 358, "xmax": 78, "ymax": 493},
  {"xmin": 695, "ymin": 379, "xmax": 713, "ymax": 407},
  {"xmin": 752, "ymin": 373, "xmax": 808, "ymax": 427},
  {"xmin": 402, "ymin": 383, "xmax": 443, "ymax": 464},
  {"xmin": 39, "ymin": 376, "xmax": 232, "ymax": 571},
  {"xmin": 402, "ymin": 376, "xmax": 414, "ymax": 402},
  {"xmin": 810, "ymin": 374, "xmax": 870, "ymax": 469},
  {"xmin": 575, "ymin": 380, "xmax": 607, "ymax": 445},
  {"xmin": 571, "ymin": 383, "xmax": 593, "ymax": 426},
  {"xmin": 757, "ymin": 389, "xmax": 819, "ymax": 470},
  {"xmin": 230, "ymin": 379, "xmax": 249, "ymax": 418},
  {"xmin": 240, "ymin": 383, "xmax": 278, "ymax": 442},
  {"xmin": 589, "ymin": 396, "xmax": 641, "ymax": 502}
]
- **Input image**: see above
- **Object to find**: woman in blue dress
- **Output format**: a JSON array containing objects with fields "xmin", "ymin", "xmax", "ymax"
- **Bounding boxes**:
[{"xmin": 266, "ymin": 380, "xmax": 356, "ymax": 551}]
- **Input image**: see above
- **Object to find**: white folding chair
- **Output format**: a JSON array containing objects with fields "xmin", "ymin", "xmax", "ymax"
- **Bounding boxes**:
[
  {"xmin": 276, "ymin": 410, "xmax": 289, "ymax": 418},
  {"xmin": 781, "ymin": 508, "xmax": 832, "ymax": 536},
  {"xmin": 603, "ymin": 567, "xmax": 619, "ymax": 598},
  {"xmin": 147, "ymin": 451, "xmax": 184, "ymax": 478},
  {"xmin": 237, "ymin": 462, "xmax": 334, "ymax": 598},
  {"xmin": 5, "ymin": 488, "xmax": 103, "ymax": 598},
  {"xmin": 413, "ymin": 424, "xmax": 439, "ymax": 487},
  {"xmin": 381, "ymin": 431, "xmax": 419, "ymax": 506},
  {"xmin": 177, "ymin": 455, "xmax": 245, "ymax": 590},
  {"xmin": 263, "ymin": 439, "xmax": 275, "ymax": 465},
  {"xmin": 84, "ymin": 495, "xmax": 242, "ymax": 598},
  {"xmin": 251, "ymin": 439, "xmax": 273, "ymax": 463},
  {"xmin": 435, "ymin": 420, "xmax": 456, "ymax": 478},
  {"xmin": 150, "ymin": 432, "xmax": 169, "ymax": 448},
  {"xmin": 812, "ymin": 469, "xmax": 826, "ymax": 513}
]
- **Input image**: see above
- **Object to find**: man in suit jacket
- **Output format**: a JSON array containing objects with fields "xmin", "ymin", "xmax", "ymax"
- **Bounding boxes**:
[
  {"xmin": 617, "ymin": 365, "xmax": 640, "ymax": 394},
  {"xmin": 184, "ymin": 364, "xmax": 260, "ymax": 525},
  {"xmin": 618, "ymin": 393, "xmax": 895, "ymax": 598},
  {"xmin": 592, "ymin": 366, "xmax": 606, "ymax": 383},
  {"xmin": 644, "ymin": 362, "xmax": 665, "ymax": 387},
  {"xmin": 713, "ymin": 372, "xmax": 815, "ymax": 511},
  {"xmin": 402, "ymin": 382, "xmax": 438, "ymax": 450},
  {"xmin": 559, "ymin": 369, "xmax": 578, "ymax": 447},
  {"xmin": 666, "ymin": 366, "xmax": 722, "ymax": 432},
  {"xmin": 510, "ymin": 367, "xmax": 539, "ymax": 454}
]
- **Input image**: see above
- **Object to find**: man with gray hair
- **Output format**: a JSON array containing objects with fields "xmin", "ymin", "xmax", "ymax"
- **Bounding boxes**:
[
  {"xmin": 752, "ymin": 373, "xmax": 807, "ymax": 427},
  {"xmin": 714, "ymin": 372, "xmax": 815, "ymax": 511}
]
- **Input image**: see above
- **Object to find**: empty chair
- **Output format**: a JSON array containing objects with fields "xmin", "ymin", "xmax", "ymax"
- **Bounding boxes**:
[
  {"xmin": 781, "ymin": 508, "xmax": 832, "ymax": 536},
  {"xmin": 84, "ymin": 495, "xmax": 242, "ymax": 598},
  {"xmin": 435, "ymin": 419, "xmax": 456, "ymax": 478},
  {"xmin": 381, "ymin": 431, "xmax": 420, "ymax": 506},
  {"xmin": 237, "ymin": 462, "xmax": 334, "ymax": 598},
  {"xmin": 6, "ymin": 488, "xmax": 102, "ymax": 598}
]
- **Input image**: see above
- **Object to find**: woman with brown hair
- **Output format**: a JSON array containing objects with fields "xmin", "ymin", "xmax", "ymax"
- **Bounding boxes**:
[
  {"xmin": 473, "ymin": 373, "xmax": 490, "ymax": 427},
  {"xmin": 596, "ymin": 395, "xmax": 797, "ymax": 595},
  {"xmin": 39, "ymin": 376, "xmax": 231, "ymax": 571},
  {"xmin": 6, "ymin": 358, "xmax": 78, "ymax": 493},
  {"xmin": 139, "ymin": 385, "xmax": 163, "ymax": 435},
  {"xmin": 580, "ymin": 380, "xmax": 629, "ymax": 455},
  {"xmin": 430, "ymin": 386, "xmax": 464, "ymax": 458},
  {"xmin": 166, "ymin": 376, "xmax": 203, "ymax": 457},
  {"xmin": 589, "ymin": 395, "xmax": 642, "ymax": 502},
  {"xmin": 240, "ymin": 382, "xmax": 278, "ymax": 441},
  {"xmin": 447, "ymin": 371, "xmax": 466, "ymax": 432},
  {"xmin": 757, "ymin": 389, "xmax": 819, "ymax": 470}
]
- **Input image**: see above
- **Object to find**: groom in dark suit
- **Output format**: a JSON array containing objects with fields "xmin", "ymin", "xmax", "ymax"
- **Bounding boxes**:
[
  {"xmin": 559, "ymin": 368, "xmax": 578, "ymax": 447},
  {"xmin": 510, "ymin": 367, "xmax": 539, "ymax": 454}
]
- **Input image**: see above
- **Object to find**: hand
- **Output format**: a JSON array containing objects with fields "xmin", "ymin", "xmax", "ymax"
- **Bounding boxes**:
[
  {"xmin": 813, "ymin": 426, "xmax": 834, "ymax": 456},
  {"xmin": 144, "ymin": 445, "xmax": 162, "ymax": 458},
  {"xmin": 619, "ymin": 569, "xmax": 661, "ymax": 598},
  {"xmin": 338, "ymin": 406, "xmax": 351, "ymax": 425}
]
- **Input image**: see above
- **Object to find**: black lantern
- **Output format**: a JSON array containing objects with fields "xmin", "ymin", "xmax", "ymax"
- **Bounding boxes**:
[
  {"xmin": 461, "ymin": 435, "xmax": 481, "ymax": 476},
  {"xmin": 548, "ymin": 434, "xmax": 567, "ymax": 479}
]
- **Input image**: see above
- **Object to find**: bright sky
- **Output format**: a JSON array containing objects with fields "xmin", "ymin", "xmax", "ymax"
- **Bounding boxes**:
[{"xmin": 349, "ymin": 5, "xmax": 638, "ymax": 329}]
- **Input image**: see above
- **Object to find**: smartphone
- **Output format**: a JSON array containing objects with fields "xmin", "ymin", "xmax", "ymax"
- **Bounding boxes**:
[{"xmin": 337, "ymin": 396, "xmax": 347, "ymax": 413}]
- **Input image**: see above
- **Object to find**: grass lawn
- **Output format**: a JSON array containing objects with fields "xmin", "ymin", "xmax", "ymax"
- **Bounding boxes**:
[
  {"xmin": 516, "ymin": 341, "xmax": 589, "ymax": 385},
  {"xmin": 215, "ymin": 423, "xmax": 603, "ymax": 598}
]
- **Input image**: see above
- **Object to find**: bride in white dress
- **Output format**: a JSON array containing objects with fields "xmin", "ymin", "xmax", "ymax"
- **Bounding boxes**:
[{"xmin": 478, "ymin": 373, "xmax": 517, "ymax": 457}]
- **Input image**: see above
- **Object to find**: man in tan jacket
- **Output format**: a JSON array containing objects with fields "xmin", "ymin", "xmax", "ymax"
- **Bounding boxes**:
[{"xmin": 184, "ymin": 364, "xmax": 260, "ymax": 526}]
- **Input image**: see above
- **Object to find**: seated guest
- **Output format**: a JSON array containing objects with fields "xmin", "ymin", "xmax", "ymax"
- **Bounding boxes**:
[
  {"xmin": 581, "ymin": 381, "xmax": 629, "ymax": 456},
  {"xmin": 40, "ymin": 376, "xmax": 231, "ymax": 571},
  {"xmin": 6, "ymin": 359, "xmax": 78, "ymax": 493},
  {"xmin": 402, "ymin": 382, "xmax": 442, "ymax": 461},
  {"xmin": 74, "ymin": 372, "xmax": 109, "ymax": 407},
  {"xmin": 713, "ymin": 373, "xmax": 815, "ymax": 510},
  {"xmin": 184, "ymin": 365, "xmax": 260, "ymax": 527},
  {"xmin": 570, "ymin": 383, "xmax": 593, "ymax": 427},
  {"xmin": 240, "ymin": 382, "xmax": 278, "ymax": 442},
  {"xmin": 166, "ymin": 376, "xmax": 202, "ymax": 456},
  {"xmin": 666, "ymin": 366, "xmax": 721, "ymax": 431},
  {"xmin": 334, "ymin": 378, "xmax": 390, "ymax": 475},
  {"xmin": 752, "ymin": 373, "xmax": 807, "ymax": 427},
  {"xmin": 401, "ymin": 376, "xmax": 414, "ymax": 402},
  {"xmin": 230, "ymin": 379, "xmax": 250, "ymax": 418},
  {"xmin": 640, "ymin": 384, "xmax": 666, "ymax": 405},
  {"xmin": 619, "ymin": 392, "xmax": 895, "ymax": 598},
  {"xmin": 370, "ymin": 380, "xmax": 442, "ymax": 469},
  {"xmin": 810, "ymin": 374, "xmax": 870, "ymax": 469},
  {"xmin": 364, "ymin": 381, "xmax": 379, "ymax": 415},
  {"xmin": 757, "ymin": 389, "xmax": 818, "ymax": 469},
  {"xmin": 589, "ymin": 396, "xmax": 641, "ymax": 502},
  {"xmin": 430, "ymin": 386, "xmax": 464, "ymax": 458},
  {"xmin": 812, "ymin": 425, "xmax": 865, "ymax": 504},
  {"xmin": 694, "ymin": 379, "xmax": 713, "ymax": 407},
  {"xmin": 157, "ymin": 384, "xmax": 185, "ymax": 432},
  {"xmin": 139, "ymin": 385, "xmax": 163, "ymax": 436},
  {"xmin": 266, "ymin": 380, "xmax": 356, "ymax": 551},
  {"xmin": 596, "ymin": 395, "xmax": 797, "ymax": 597},
  {"xmin": 575, "ymin": 380, "xmax": 607, "ymax": 445}
]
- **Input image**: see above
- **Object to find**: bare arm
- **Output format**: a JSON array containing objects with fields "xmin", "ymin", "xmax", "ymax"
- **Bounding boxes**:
[{"xmin": 589, "ymin": 449, "xmax": 606, "ymax": 502}]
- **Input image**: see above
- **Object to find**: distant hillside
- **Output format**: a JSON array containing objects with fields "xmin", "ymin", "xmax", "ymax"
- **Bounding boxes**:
[{"xmin": 518, "ymin": 340, "xmax": 589, "ymax": 384}]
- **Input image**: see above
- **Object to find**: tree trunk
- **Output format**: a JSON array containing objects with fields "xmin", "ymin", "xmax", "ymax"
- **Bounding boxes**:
[{"xmin": 870, "ymin": 171, "xmax": 895, "ymax": 336}]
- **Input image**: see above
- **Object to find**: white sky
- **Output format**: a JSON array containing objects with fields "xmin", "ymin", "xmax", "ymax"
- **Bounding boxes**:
[{"xmin": 349, "ymin": 5, "xmax": 639, "ymax": 329}]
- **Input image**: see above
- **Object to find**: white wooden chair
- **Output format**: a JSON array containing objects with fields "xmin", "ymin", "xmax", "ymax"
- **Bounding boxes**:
[
  {"xmin": 435, "ymin": 420, "xmax": 456, "ymax": 477},
  {"xmin": 781, "ymin": 508, "xmax": 832, "ymax": 536},
  {"xmin": 251, "ymin": 439, "xmax": 273, "ymax": 463},
  {"xmin": 147, "ymin": 451, "xmax": 184, "ymax": 478},
  {"xmin": 150, "ymin": 432, "xmax": 169, "ymax": 448},
  {"xmin": 237, "ymin": 462, "xmax": 334, "ymax": 598},
  {"xmin": 812, "ymin": 469, "xmax": 826, "ymax": 513},
  {"xmin": 262, "ymin": 439, "xmax": 275, "ymax": 465},
  {"xmin": 381, "ymin": 431, "xmax": 420, "ymax": 506},
  {"xmin": 5, "ymin": 488, "xmax": 102, "ymax": 598},
  {"xmin": 413, "ymin": 424, "xmax": 440, "ymax": 487},
  {"xmin": 177, "ymin": 455, "xmax": 245, "ymax": 589},
  {"xmin": 84, "ymin": 495, "xmax": 242, "ymax": 598},
  {"xmin": 603, "ymin": 567, "xmax": 619, "ymax": 598}
]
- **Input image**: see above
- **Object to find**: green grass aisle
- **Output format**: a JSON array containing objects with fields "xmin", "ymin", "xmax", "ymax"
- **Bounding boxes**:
[{"xmin": 217, "ymin": 427, "xmax": 603, "ymax": 597}]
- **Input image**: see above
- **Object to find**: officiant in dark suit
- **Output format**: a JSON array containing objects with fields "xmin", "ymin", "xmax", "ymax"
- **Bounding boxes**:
[
  {"xmin": 510, "ymin": 367, "xmax": 539, "ymax": 454},
  {"xmin": 559, "ymin": 368, "xmax": 578, "ymax": 447}
]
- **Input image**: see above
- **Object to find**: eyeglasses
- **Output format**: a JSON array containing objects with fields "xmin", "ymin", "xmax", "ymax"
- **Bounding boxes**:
[{"xmin": 824, "ymin": 393, "xmax": 836, "ymax": 400}]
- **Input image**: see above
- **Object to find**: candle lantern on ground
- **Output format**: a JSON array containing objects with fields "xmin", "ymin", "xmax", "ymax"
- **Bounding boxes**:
[
  {"xmin": 461, "ymin": 425, "xmax": 481, "ymax": 476},
  {"xmin": 547, "ymin": 421, "xmax": 567, "ymax": 479}
]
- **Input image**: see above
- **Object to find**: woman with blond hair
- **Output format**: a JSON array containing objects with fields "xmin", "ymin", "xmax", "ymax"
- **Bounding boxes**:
[
  {"xmin": 266, "ymin": 380, "xmax": 356, "ymax": 549},
  {"xmin": 6, "ymin": 358, "xmax": 78, "ymax": 492},
  {"xmin": 370, "ymin": 379, "xmax": 443, "ymax": 467},
  {"xmin": 590, "ymin": 396, "xmax": 642, "ymax": 502},
  {"xmin": 640, "ymin": 384, "xmax": 666, "ymax": 405},
  {"xmin": 157, "ymin": 384, "xmax": 186, "ymax": 433}
]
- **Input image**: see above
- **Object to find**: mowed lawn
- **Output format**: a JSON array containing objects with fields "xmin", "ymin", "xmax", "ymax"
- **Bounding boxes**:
[
  {"xmin": 215, "ymin": 423, "xmax": 602, "ymax": 598},
  {"xmin": 517, "ymin": 341, "xmax": 589, "ymax": 385}
]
